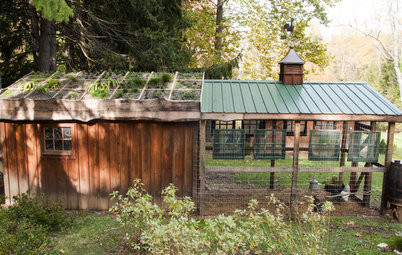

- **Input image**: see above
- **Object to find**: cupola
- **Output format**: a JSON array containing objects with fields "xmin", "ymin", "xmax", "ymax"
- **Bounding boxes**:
[{"xmin": 279, "ymin": 46, "xmax": 305, "ymax": 85}]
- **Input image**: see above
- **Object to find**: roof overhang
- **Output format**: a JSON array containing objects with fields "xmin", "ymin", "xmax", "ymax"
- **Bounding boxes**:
[
  {"xmin": 201, "ymin": 112, "xmax": 402, "ymax": 122},
  {"xmin": 0, "ymin": 98, "xmax": 200, "ymax": 122}
]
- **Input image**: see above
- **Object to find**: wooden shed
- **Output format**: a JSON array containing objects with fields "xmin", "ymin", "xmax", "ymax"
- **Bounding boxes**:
[{"xmin": 0, "ymin": 72, "xmax": 201, "ymax": 209}]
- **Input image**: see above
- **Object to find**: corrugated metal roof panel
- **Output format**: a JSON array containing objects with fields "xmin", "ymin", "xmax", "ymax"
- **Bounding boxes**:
[{"xmin": 201, "ymin": 80, "xmax": 402, "ymax": 116}]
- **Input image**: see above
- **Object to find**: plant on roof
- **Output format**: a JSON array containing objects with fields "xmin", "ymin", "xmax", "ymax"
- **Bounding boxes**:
[
  {"xmin": 153, "ymin": 91, "xmax": 163, "ymax": 98},
  {"xmin": 161, "ymin": 73, "xmax": 173, "ymax": 83},
  {"xmin": 131, "ymin": 87, "xmax": 139, "ymax": 93},
  {"xmin": 46, "ymin": 79, "xmax": 61, "ymax": 89},
  {"xmin": 127, "ymin": 77, "xmax": 145, "ymax": 88},
  {"xmin": 91, "ymin": 89, "xmax": 109, "ymax": 98},
  {"xmin": 116, "ymin": 91, "xmax": 124, "ymax": 98},
  {"xmin": 37, "ymin": 85, "xmax": 49, "ymax": 93},
  {"xmin": 29, "ymin": 72, "xmax": 51, "ymax": 80},
  {"xmin": 18, "ymin": 81, "xmax": 38, "ymax": 92},
  {"xmin": 69, "ymin": 92, "xmax": 78, "ymax": 99},
  {"xmin": 182, "ymin": 91, "xmax": 197, "ymax": 100},
  {"xmin": 66, "ymin": 75, "xmax": 78, "ymax": 82},
  {"xmin": 149, "ymin": 76, "xmax": 161, "ymax": 85}
]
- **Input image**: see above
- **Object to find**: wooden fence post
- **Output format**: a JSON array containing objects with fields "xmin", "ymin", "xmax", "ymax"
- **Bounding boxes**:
[
  {"xmin": 270, "ymin": 160, "xmax": 275, "ymax": 189},
  {"xmin": 199, "ymin": 120, "xmax": 206, "ymax": 216},
  {"xmin": 290, "ymin": 121, "xmax": 300, "ymax": 217},
  {"xmin": 339, "ymin": 121, "xmax": 348, "ymax": 183},
  {"xmin": 381, "ymin": 122, "xmax": 395, "ymax": 215},
  {"xmin": 363, "ymin": 121, "xmax": 376, "ymax": 207}
]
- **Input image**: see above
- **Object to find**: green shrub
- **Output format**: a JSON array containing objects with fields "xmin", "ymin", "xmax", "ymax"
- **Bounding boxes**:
[
  {"xmin": 111, "ymin": 179, "xmax": 334, "ymax": 254},
  {"xmin": 182, "ymin": 91, "xmax": 197, "ymax": 100},
  {"xmin": 127, "ymin": 77, "xmax": 145, "ymax": 88},
  {"xmin": 91, "ymin": 89, "xmax": 109, "ymax": 98},
  {"xmin": 149, "ymin": 76, "xmax": 160, "ymax": 85},
  {"xmin": 37, "ymin": 85, "xmax": 49, "ymax": 93},
  {"xmin": 18, "ymin": 81, "xmax": 38, "ymax": 92},
  {"xmin": 116, "ymin": 91, "xmax": 124, "ymax": 98},
  {"xmin": 0, "ymin": 193, "xmax": 71, "ymax": 254},
  {"xmin": 46, "ymin": 78, "xmax": 61, "ymax": 89},
  {"xmin": 67, "ymin": 75, "xmax": 78, "ymax": 82},
  {"xmin": 160, "ymin": 73, "xmax": 173, "ymax": 83}
]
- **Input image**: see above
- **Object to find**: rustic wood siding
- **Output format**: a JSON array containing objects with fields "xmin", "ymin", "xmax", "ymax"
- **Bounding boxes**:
[{"xmin": 0, "ymin": 121, "xmax": 198, "ymax": 209}]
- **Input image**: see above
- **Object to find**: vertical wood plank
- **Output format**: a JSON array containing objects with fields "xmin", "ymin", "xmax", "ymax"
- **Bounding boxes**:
[
  {"xmin": 173, "ymin": 123, "xmax": 185, "ymax": 196},
  {"xmin": 192, "ymin": 123, "xmax": 199, "ymax": 202},
  {"xmin": 290, "ymin": 121, "xmax": 301, "ymax": 217},
  {"xmin": 199, "ymin": 120, "xmax": 206, "ymax": 216},
  {"xmin": 98, "ymin": 122, "xmax": 110, "ymax": 210},
  {"xmin": 139, "ymin": 122, "xmax": 151, "ymax": 193},
  {"xmin": 119, "ymin": 123, "xmax": 130, "ymax": 194},
  {"xmin": 15, "ymin": 124, "xmax": 29, "ymax": 194},
  {"xmin": 132, "ymin": 122, "xmax": 141, "ymax": 182},
  {"xmin": 88, "ymin": 123, "xmax": 99, "ymax": 210},
  {"xmin": 339, "ymin": 121, "xmax": 348, "ymax": 183},
  {"xmin": 25, "ymin": 124, "xmax": 39, "ymax": 197},
  {"xmin": 151, "ymin": 123, "xmax": 162, "ymax": 197},
  {"xmin": 161, "ymin": 124, "xmax": 173, "ymax": 191},
  {"xmin": 109, "ymin": 122, "xmax": 120, "ymax": 206},
  {"xmin": 77, "ymin": 123, "xmax": 90, "ymax": 209},
  {"xmin": 67, "ymin": 124, "xmax": 79, "ymax": 209},
  {"xmin": 381, "ymin": 122, "xmax": 395, "ymax": 214},
  {"xmin": 5, "ymin": 123, "xmax": 20, "ymax": 203},
  {"xmin": 183, "ymin": 123, "xmax": 194, "ymax": 196},
  {"xmin": 0, "ymin": 122, "xmax": 11, "ymax": 205},
  {"xmin": 34, "ymin": 124, "xmax": 42, "ymax": 199}
]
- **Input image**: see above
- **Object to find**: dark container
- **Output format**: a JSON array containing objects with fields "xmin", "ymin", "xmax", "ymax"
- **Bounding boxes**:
[{"xmin": 387, "ymin": 161, "xmax": 402, "ymax": 205}]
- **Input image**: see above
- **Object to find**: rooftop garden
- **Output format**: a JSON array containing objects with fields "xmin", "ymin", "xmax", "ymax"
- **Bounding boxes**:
[{"xmin": 0, "ymin": 71, "xmax": 203, "ymax": 101}]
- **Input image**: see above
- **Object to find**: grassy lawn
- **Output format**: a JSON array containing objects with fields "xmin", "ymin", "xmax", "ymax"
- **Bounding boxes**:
[{"xmin": 46, "ymin": 212, "xmax": 401, "ymax": 255}]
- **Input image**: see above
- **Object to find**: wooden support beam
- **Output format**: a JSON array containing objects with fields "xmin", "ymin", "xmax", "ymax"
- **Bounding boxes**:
[
  {"xmin": 350, "ymin": 163, "xmax": 358, "ymax": 192},
  {"xmin": 205, "ymin": 166, "xmax": 386, "ymax": 173},
  {"xmin": 270, "ymin": 160, "xmax": 275, "ymax": 189},
  {"xmin": 381, "ymin": 122, "xmax": 395, "ymax": 214},
  {"xmin": 363, "ymin": 121, "xmax": 376, "ymax": 207},
  {"xmin": 138, "ymin": 71, "xmax": 154, "ymax": 100},
  {"xmin": 290, "ymin": 121, "xmax": 300, "ymax": 217},
  {"xmin": 339, "ymin": 121, "xmax": 348, "ymax": 183},
  {"xmin": 199, "ymin": 120, "xmax": 206, "ymax": 216}
]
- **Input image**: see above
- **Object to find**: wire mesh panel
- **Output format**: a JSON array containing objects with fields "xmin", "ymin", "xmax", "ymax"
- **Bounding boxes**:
[
  {"xmin": 213, "ymin": 129, "xmax": 245, "ymax": 159},
  {"xmin": 254, "ymin": 129, "xmax": 286, "ymax": 159},
  {"xmin": 308, "ymin": 130, "xmax": 341, "ymax": 161},
  {"xmin": 347, "ymin": 131, "xmax": 381, "ymax": 163}
]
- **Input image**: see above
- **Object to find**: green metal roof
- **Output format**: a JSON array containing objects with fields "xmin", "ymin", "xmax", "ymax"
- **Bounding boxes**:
[{"xmin": 201, "ymin": 80, "xmax": 402, "ymax": 115}]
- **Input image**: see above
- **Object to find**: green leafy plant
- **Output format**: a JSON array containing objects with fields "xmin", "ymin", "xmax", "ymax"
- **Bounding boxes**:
[
  {"xmin": 66, "ymin": 75, "xmax": 78, "ymax": 82},
  {"xmin": 37, "ymin": 85, "xmax": 49, "ymax": 93},
  {"xmin": 153, "ymin": 91, "xmax": 163, "ymax": 98},
  {"xmin": 69, "ymin": 93, "xmax": 78, "ymax": 99},
  {"xmin": 18, "ymin": 81, "xmax": 38, "ymax": 92},
  {"xmin": 57, "ymin": 65, "xmax": 67, "ymax": 73},
  {"xmin": 127, "ymin": 77, "xmax": 145, "ymax": 88},
  {"xmin": 123, "ymin": 88, "xmax": 129, "ymax": 93},
  {"xmin": 91, "ymin": 89, "xmax": 109, "ymax": 98},
  {"xmin": 182, "ymin": 91, "xmax": 197, "ymax": 100},
  {"xmin": 110, "ymin": 179, "xmax": 334, "ymax": 254},
  {"xmin": 130, "ymin": 87, "xmax": 139, "ymax": 93},
  {"xmin": 149, "ymin": 76, "xmax": 161, "ymax": 85},
  {"xmin": 46, "ymin": 78, "xmax": 61, "ymax": 89},
  {"xmin": 0, "ymin": 193, "xmax": 71, "ymax": 255},
  {"xmin": 116, "ymin": 91, "xmax": 124, "ymax": 98},
  {"xmin": 160, "ymin": 73, "xmax": 173, "ymax": 83}
]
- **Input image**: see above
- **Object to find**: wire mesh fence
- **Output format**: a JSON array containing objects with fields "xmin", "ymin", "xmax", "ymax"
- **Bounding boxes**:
[{"xmin": 195, "ymin": 120, "xmax": 394, "ymax": 217}]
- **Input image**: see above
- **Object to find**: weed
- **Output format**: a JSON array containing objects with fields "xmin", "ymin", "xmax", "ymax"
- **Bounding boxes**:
[
  {"xmin": 127, "ymin": 77, "xmax": 145, "ymax": 88},
  {"xmin": 149, "ymin": 76, "xmax": 161, "ymax": 85},
  {"xmin": 46, "ymin": 78, "xmax": 61, "ymax": 89},
  {"xmin": 123, "ymin": 88, "xmax": 129, "ymax": 93},
  {"xmin": 67, "ymin": 75, "xmax": 78, "ymax": 82},
  {"xmin": 69, "ymin": 93, "xmax": 78, "ymax": 99},
  {"xmin": 130, "ymin": 87, "xmax": 139, "ymax": 93},
  {"xmin": 160, "ymin": 73, "xmax": 173, "ymax": 83},
  {"xmin": 18, "ymin": 81, "xmax": 38, "ymax": 92},
  {"xmin": 182, "ymin": 91, "xmax": 197, "ymax": 100},
  {"xmin": 91, "ymin": 89, "xmax": 109, "ymax": 98},
  {"xmin": 153, "ymin": 91, "xmax": 163, "ymax": 98},
  {"xmin": 37, "ymin": 85, "xmax": 49, "ymax": 93},
  {"xmin": 116, "ymin": 91, "xmax": 124, "ymax": 98}
]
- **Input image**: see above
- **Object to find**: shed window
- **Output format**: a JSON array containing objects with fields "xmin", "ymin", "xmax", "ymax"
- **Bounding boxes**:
[
  {"xmin": 213, "ymin": 129, "xmax": 245, "ymax": 159},
  {"xmin": 347, "ymin": 131, "xmax": 381, "ymax": 163},
  {"xmin": 243, "ymin": 120, "xmax": 265, "ymax": 136},
  {"xmin": 254, "ymin": 129, "xmax": 286, "ymax": 159},
  {"xmin": 308, "ymin": 130, "xmax": 341, "ymax": 161},
  {"xmin": 44, "ymin": 127, "xmax": 73, "ymax": 153},
  {"xmin": 284, "ymin": 121, "xmax": 307, "ymax": 136},
  {"xmin": 314, "ymin": 121, "xmax": 336, "ymax": 130}
]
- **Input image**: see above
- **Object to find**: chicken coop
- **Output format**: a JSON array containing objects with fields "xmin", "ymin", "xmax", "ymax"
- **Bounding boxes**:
[{"xmin": 0, "ymin": 47, "xmax": 401, "ymax": 217}]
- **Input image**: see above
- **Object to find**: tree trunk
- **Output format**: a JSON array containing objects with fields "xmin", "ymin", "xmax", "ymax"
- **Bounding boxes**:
[
  {"xmin": 214, "ymin": 0, "xmax": 224, "ymax": 62},
  {"xmin": 392, "ymin": 21, "xmax": 402, "ymax": 103},
  {"xmin": 30, "ymin": 6, "xmax": 40, "ymax": 69},
  {"xmin": 49, "ymin": 21, "xmax": 57, "ymax": 71},
  {"xmin": 38, "ymin": 19, "xmax": 52, "ymax": 72}
]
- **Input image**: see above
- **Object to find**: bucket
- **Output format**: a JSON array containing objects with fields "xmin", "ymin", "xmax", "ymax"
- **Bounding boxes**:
[{"xmin": 388, "ymin": 161, "xmax": 402, "ymax": 205}]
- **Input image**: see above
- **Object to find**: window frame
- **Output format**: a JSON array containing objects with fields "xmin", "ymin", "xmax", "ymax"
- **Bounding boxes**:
[
  {"xmin": 284, "ymin": 121, "xmax": 307, "ymax": 136},
  {"xmin": 41, "ymin": 124, "xmax": 75, "ymax": 156}
]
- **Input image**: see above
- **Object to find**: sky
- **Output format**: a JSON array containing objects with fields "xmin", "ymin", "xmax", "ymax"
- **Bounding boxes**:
[{"xmin": 320, "ymin": 0, "xmax": 389, "ymax": 37}]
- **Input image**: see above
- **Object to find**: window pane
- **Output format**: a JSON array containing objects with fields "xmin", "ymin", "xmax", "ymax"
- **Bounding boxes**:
[
  {"xmin": 54, "ymin": 128, "xmax": 62, "ymax": 138},
  {"xmin": 45, "ymin": 139, "xmax": 54, "ymax": 150},
  {"xmin": 64, "ymin": 140, "xmax": 72, "ymax": 151},
  {"xmin": 55, "ymin": 140, "xmax": 63, "ymax": 150},
  {"xmin": 63, "ymin": 128, "xmax": 71, "ymax": 138},
  {"xmin": 45, "ymin": 128, "xmax": 53, "ymax": 138}
]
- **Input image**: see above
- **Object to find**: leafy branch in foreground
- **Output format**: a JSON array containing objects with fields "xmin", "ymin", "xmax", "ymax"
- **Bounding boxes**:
[{"xmin": 110, "ymin": 179, "xmax": 334, "ymax": 254}]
